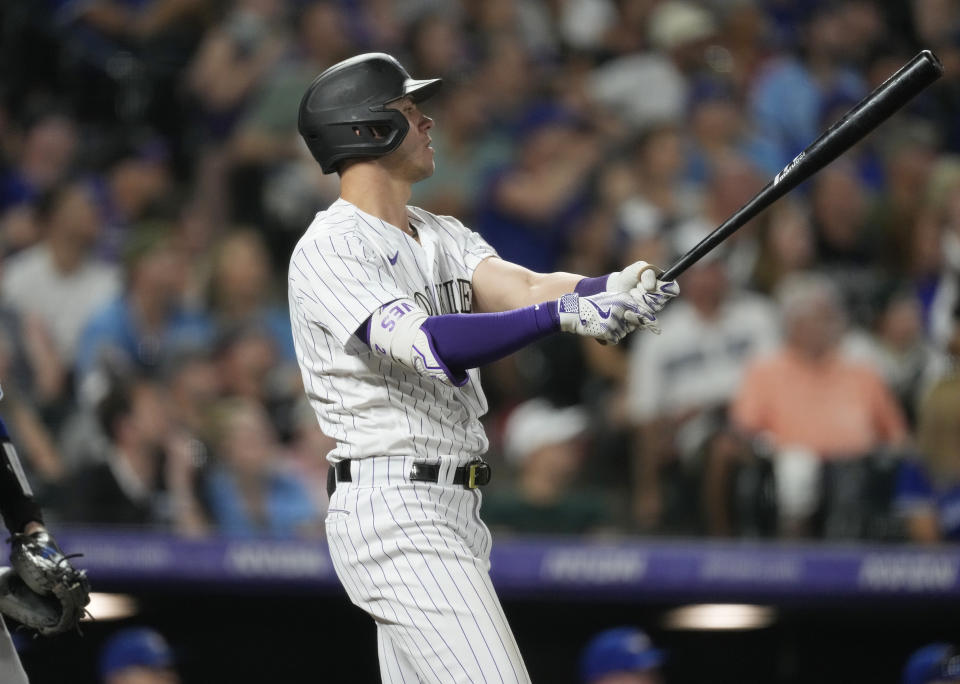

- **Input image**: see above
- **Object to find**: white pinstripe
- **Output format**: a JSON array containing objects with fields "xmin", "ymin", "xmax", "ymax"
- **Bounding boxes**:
[{"xmin": 292, "ymin": 200, "xmax": 530, "ymax": 683}]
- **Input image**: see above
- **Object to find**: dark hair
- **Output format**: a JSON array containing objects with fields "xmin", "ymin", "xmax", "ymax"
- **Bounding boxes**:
[
  {"xmin": 96, "ymin": 380, "xmax": 135, "ymax": 441},
  {"xmin": 33, "ymin": 180, "xmax": 79, "ymax": 224}
]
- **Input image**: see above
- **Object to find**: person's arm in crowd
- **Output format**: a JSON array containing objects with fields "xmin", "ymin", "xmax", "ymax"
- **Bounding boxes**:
[
  {"xmin": 866, "ymin": 369, "xmax": 909, "ymax": 447},
  {"xmin": 5, "ymin": 402, "xmax": 63, "ymax": 484},
  {"xmin": 186, "ymin": 24, "xmax": 285, "ymax": 110},
  {"xmin": 164, "ymin": 431, "xmax": 210, "ymax": 538},
  {"xmin": 20, "ymin": 313, "xmax": 66, "ymax": 406},
  {"xmin": 131, "ymin": 0, "xmax": 204, "ymax": 38},
  {"xmin": 491, "ymin": 135, "xmax": 601, "ymax": 222}
]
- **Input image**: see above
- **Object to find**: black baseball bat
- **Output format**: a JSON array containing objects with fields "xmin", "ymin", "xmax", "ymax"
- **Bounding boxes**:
[{"xmin": 660, "ymin": 49, "xmax": 944, "ymax": 282}]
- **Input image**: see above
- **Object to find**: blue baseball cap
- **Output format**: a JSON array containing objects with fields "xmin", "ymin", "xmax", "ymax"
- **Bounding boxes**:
[
  {"xmin": 903, "ymin": 643, "xmax": 960, "ymax": 684},
  {"xmin": 99, "ymin": 628, "xmax": 175, "ymax": 681},
  {"xmin": 581, "ymin": 627, "xmax": 664, "ymax": 683}
]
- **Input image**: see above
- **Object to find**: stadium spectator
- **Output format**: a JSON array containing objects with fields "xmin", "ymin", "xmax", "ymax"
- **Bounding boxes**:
[
  {"xmin": 99, "ymin": 627, "xmax": 181, "ymax": 684},
  {"xmin": 844, "ymin": 285, "xmax": 948, "ymax": 427},
  {"xmin": 286, "ymin": 398, "xmax": 335, "ymax": 521},
  {"xmin": 0, "ymin": 113, "xmax": 78, "ymax": 214},
  {"xmin": 580, "ymin": 627, "xmax": 665, "ymax": 684},
  {"xmin": 0, "ymin": 292, "xmax": 66, "ymax": 413},
  {"xmin": 626, "ymin": 237, "xmax": 778, "ymax": 534},
  {"xmin": 894, "ymin": 302, "xmax": 960, "ymax": 543},
  {"xmin": 207, "ymin": 228, "xmax": 294, "ymax": 361},
  {"xmin": 809, "ymin": 161, "xmax": 880, "ymax": 317},
  {"xmin": 2, "ymin": 181, "xmax": 119, "ymax": 369},
  {"xmin": 747, "ymin": 2, "xmax": 867, "ymax": 174},
  {"xmin": 63, "ymin": 375, "xmax": 175, "ymax": 527},
  {"xmin": 483, "ymin": 399, "xmax": 613, "ymax": 535},
  {"xmin": 922, "ymin": 157, "xmax": 960, "ymax": 352},
  {"xmin": 160, "ymin": 350, "xmax": 221, "ymax": 536},
  {"xmin": 89, "ymin": 139, "xmax": 175, "ymax": 262},
  {"xmin": 0, "ymin": 326, "xmax": 64, "ymax": 487},
  {"xmin": 404, "ymin": 11, "xmax": 471, "ymax": 81},
  {"xmin": 228, "ymin": 0, "xmax": 352, "ymax": 237},
  {"xmin": 732, "ymin": 272, "xmax": 908, "ymax": 536},
  {"xmin": 750, "ymin": 198, "xmax": 815, "ymax": 295},
  {"xmin": 476, "ymin": 103, "xmax": 601, "ymax": 273},
  {"xmin": 212, "ymin": 321, "xmax": 301, "ymax": 441},
  {"xmin": 871, "ymin": 121, "xmax": 940, "ymax": 279},
  {"xmin": 204, "ymin": 397, "xmax": 320, "ymax": 538},
  {"xmin": 684, "ymin": 75, "xmax": 779, "ymax": 188},
  {"xmin": 671, "ymin": 152, "xmax": 765, "ymax": 287},
  {"xmin": 614, "ymin": 123, "xmax": 702, "ymax": 238},
  {"xmin": 589, "ymin": 1, "xmax": 718, "ymax": 133},
  {"xmin": 74, "ymin": 224, "xmax": 213, "ymax": 397},
  {"xmin": 185, "ymin": 0, "xmax": 288, "ymax": 145}
]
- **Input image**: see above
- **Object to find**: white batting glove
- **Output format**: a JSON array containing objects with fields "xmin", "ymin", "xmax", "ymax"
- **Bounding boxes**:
[
  {"xmin": 607, "ymin": 260, "xmax": 680, "ymax": 314},
  {"xmin": 557, "ymin": 290, "xmax": 658, "ymax": 344}
]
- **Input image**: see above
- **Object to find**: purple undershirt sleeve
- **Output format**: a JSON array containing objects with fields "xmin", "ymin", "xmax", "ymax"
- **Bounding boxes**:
[
  {"xmin": 574, "ymin": 274, "xmax": 610, "ymax": 297},
  {"xmin": 356, "ymin": 303, "xmax": 561, "ymax": 376}
]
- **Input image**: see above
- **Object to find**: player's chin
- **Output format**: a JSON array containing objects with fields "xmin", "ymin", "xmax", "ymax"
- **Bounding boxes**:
[{"xmin": 413, "ymin": 158, "xmax": 435, "ymax": 182}]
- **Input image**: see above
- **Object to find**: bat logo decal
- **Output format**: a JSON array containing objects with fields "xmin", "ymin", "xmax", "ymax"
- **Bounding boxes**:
[{"xmin": 774, "ymin": 151, "xmax": 805, "ymax": 186}]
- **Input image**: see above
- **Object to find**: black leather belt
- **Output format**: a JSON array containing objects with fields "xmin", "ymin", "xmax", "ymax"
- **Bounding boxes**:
[{"xmin": 327, "ymin": 458, "xmax": 491, "ymax": 496}]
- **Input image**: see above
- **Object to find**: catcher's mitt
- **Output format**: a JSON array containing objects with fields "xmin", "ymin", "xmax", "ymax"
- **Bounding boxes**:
[{"xmin": 2, "ymin": 531, "xmax": 90, "ymax": 635}]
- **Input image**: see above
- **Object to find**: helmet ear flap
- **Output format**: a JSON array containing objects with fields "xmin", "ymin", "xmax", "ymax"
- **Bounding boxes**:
[{"xmin": 304, "ymin": 108, "xmax": 410, "ymax": 174}]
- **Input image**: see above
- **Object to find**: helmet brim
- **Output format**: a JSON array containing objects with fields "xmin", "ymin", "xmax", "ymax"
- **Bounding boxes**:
[{"xmin": 403, "ymin": 77, "xmax": 442, "ymax": 103}]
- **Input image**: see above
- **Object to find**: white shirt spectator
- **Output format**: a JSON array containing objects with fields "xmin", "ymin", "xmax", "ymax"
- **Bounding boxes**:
[
  {"xmin": 627, "ymin": 294, "xmax": 780, "ymax": 422},
  {"xmin": 2, "ymin": 244, "xmax": 119, "ymax": 363}
]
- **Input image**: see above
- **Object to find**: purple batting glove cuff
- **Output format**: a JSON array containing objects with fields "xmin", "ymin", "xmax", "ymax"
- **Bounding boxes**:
[{"xmin": 574, "ymin": 275, "xmax": 611, "ymax": 297}]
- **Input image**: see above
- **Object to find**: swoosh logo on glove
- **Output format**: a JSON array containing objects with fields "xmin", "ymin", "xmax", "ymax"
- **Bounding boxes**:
[{"xmin": 586, "ymin": 299, "xmax": 612, "ymax": 319}]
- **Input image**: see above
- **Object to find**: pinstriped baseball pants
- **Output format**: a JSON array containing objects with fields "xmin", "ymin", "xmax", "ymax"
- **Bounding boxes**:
[{"xmin": 325, "ymin": 456, "xmax": 531, "ymax": 684}]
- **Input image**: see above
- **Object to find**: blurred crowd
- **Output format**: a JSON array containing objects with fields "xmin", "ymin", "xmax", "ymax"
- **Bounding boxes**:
[{"xmin": 0, "ymin": 0, "xmax": 959, "ymax": 543}]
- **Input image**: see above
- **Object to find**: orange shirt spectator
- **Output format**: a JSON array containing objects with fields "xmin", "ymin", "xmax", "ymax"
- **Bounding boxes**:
[
  {"xmin": 733, "ymin": 348, "xmax": 907, "ymax": 459},
  {"xmin": 732, "ymin": 272, "xmax": 908, "ymax": 460}
]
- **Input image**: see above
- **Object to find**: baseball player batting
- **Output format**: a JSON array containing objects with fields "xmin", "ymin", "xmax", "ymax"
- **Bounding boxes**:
[{"xmin": 289, "ymin": 53, "xmax": 678, "ymax": 683}]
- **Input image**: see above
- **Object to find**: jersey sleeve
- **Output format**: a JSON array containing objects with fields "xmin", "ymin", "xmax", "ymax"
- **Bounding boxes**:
[
  {"xmin": 434, "ymin": 214, "xmax": 498, "ymax": 277},
  {"xmin": 288, "ymin": 231, "xmax": 406, "ymax": 347}
]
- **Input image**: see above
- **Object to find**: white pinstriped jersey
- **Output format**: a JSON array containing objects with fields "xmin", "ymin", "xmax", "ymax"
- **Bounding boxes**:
[{"xmin": 288, "ymin": 198, "xmax": 497, "ymax": 463}]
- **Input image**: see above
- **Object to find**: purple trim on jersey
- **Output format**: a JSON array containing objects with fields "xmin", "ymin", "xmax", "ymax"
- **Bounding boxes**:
[
  {"xmin": 358, "ymin": 317, "xmax": 372, "ymax": 345},
  {"xmin": 574, "ymin": 274, "xmax": 610, "ymax": 297},
  {"xmin": 356, "ymin": 303, "xmax": 560, "ymax": 377}
]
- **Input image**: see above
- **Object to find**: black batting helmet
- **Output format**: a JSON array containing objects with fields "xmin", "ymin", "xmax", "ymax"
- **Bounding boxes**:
[{"xmin": 298, "ymin": 53, "xmax": 442, "ymax": 174}]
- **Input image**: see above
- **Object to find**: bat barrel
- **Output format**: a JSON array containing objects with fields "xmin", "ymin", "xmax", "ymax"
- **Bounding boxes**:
[{"xmin": 660, "ymin": 50, "xmax": 943, "ymax": 283}]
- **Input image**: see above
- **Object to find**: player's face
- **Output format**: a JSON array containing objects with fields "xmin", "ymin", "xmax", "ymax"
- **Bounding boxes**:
[{"xmin": 382, "ymin": 97, "xmax": 435, "ymax": 183}]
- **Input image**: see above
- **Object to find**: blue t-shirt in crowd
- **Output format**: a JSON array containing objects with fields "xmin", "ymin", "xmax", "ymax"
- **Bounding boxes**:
[
  {"xmin": 206, "ymin": 466, "xmax": 318, "ymax": 539},
  {"xmin": 894, "ymin": 460, "xmax": 960, "ymax": 541},
  {"xmin": 75, "ymin": 296, "xmax": 214, "ymax": 378}
]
